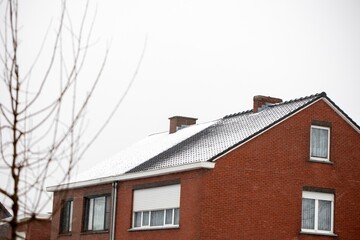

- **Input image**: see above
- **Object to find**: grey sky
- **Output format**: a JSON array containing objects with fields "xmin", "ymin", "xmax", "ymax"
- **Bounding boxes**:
[
  {"xmin": 4, "ymin": 0, "xmax": 360, "ymax": 212},
  {"xmin": 76, "ymin": 0, "xmax": 360, "ymax": 173}
]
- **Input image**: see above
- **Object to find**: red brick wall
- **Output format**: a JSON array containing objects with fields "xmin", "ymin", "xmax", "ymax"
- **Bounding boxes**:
[
  {"xmin": 199, "ymin": 100, "xmax": 360, "ymax": 239},
  {"xmin": 17, "ymin": 219, "xmax": 51, "ymax": 240},
  {"xmin": 50, "ymin": 184, "xmax": 112, "ymax": 240},
  {"xmin": 115, "ymin": 170, "xmax": 205, "ymax": 240},
  {"xmin": 50, "ymin": 170, "xmax": 207, "ymax": 240}
]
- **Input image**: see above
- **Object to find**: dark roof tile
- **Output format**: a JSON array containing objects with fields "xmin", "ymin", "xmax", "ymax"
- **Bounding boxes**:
[{"xmin": 128, "ymin": 93, "xmax": 323, "ymax": 173}]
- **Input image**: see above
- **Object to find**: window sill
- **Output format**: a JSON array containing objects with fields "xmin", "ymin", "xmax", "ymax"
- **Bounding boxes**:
[
  {"xmin": 81, "ymin": 230, "xmax": 109, "ymax": 235},
  {"xmin": 58, "ymin": 232, "xmax": 72, "ymax": 237},
  {"xmin": 309, "ymin": 159, "xmax": 334, "ymax": 165},
  {"xmin": 129, "ymin": 226, "xmax": 179, "ymax": 232},
  {"xmin": 300, "ymin": 231, "xmax": 337, "ymax": 237}
]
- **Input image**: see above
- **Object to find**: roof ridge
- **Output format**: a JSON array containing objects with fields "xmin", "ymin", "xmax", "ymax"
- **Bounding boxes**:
[
  {"xmin": 223, "ymin": 92, "xmax": 326, "ymax": 119},
  {"xmin": 223, "ymin": 109, "xmax": 252, "ymax": 119},
  {"xmin": 277, "ymin": 91, "xmax": 325, "ymax": 106}
]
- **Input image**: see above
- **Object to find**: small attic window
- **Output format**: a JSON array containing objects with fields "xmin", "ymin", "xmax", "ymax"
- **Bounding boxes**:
[{"xmin": 310, "ymin": 125, "xmax": 330, "ymax": 162}]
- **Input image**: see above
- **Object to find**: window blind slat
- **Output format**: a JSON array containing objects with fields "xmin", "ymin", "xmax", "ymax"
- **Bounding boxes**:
[{"xmin": 133, "ymin": 184, "xmax": 180, "ymax": 211}]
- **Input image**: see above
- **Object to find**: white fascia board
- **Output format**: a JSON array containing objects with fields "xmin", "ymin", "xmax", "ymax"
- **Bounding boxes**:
[
  {"xmin": 322, "ymin": 98, "xmax": 360, "ymax": 134},
  {"xmin": 47, "ymin": 161, "xmax": 215, "ymax": 192},
  {"xmin": 212, "ymin": 98, "xmax": 323, "ymax": 162}
]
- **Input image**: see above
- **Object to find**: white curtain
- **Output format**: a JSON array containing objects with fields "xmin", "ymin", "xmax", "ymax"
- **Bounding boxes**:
[
  {"xmin": 142, "ymin": 211, "xmax": 150, "ymax": 226},
  {"xmin": 311, "ymin": 128, "xmax": 328, "ymax": 158},
  {"xmin": 302, "ymin": 198, "xmax": 315, "ymax": 229},
  {"xmin": 165, "ymin": 209, "xmax": 173, "ymax": 224},
  {"xmin": 93, "ymin": 197, "xmax": 106, "ymax": 230},
  {"xmin": 134, "ymin": 212, "xmax": 141, "ymax": 227},
  {"xmin": 318, "ymin": 200, "xmax": 331, "ymax": 231},
  {"xmin": 150, "ymin": 210, "xmax": 164, "ymax": 226}
]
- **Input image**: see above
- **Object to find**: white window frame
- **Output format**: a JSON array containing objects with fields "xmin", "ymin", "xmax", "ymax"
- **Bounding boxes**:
[
  {"xmin": 301, "ymin": 191, "xmax": 334, "ymax": 235},
  {"xmin": 132, "ymin": 184, "xmax": 180, "ymax": 229},
  {"xmin": 133, "ymin": 208, "xmax": 180, "ymax": 229},
  {"xmin": 310, "ymin": 125, "xmax": 330, "ymax": 162}
]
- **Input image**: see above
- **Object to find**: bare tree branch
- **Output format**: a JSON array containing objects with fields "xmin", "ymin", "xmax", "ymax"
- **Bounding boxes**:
[{"xmin": 0, "ymin": 0, "xmax": 145, "ymax": 238}]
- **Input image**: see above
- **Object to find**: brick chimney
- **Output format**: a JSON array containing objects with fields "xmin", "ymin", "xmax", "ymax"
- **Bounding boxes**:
[
  {"xmin": 169, "ymin": 116, "xmax": 197, "ymax": 134},
  {"xmin": 253, "ymin": 95, "xmax": 282, "ymax": 113}
]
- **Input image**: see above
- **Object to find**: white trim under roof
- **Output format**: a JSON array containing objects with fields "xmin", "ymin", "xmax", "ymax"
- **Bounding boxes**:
[{"xmin": 47, "ymin": 161, "xmax": 215, "ymax": 192}]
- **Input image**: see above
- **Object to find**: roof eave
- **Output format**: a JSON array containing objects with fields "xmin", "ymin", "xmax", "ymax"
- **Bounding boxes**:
[
  {"xmin": 47, "ymin": 161, "xmax": 215, "ymax": 192},
  {"xmin": 322, "ymin": 96, "xmax": 360, "ymax": 134}
]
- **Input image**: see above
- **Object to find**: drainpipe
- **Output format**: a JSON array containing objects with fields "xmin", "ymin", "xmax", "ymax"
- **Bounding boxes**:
[{"xmin": 110, "ymin": 181, "xmax": 118, "ymax": 240}]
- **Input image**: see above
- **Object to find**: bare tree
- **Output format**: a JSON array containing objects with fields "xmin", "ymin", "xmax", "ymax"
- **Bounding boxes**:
[{"xmin": 0, "ymin": 0, "xmax": 146, "ymax": 239}]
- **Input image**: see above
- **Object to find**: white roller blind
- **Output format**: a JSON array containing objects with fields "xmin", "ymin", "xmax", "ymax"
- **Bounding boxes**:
[{"xmin": 133, "ymin": 184, "xmax": 180, "ymax": 211}]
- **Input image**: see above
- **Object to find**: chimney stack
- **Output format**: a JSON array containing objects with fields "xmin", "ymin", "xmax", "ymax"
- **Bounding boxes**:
[
  {"xmin": 253, "ymin": 95, "xmax": 282, "ymax": 113},
  {"xmin": 169, "ymin": 116, "xmax": 197, "ymax": 134}
]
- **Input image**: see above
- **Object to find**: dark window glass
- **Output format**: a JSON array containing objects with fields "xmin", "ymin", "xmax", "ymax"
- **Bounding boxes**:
[{"xmin": 60, "ymin": 200, "xmax": 73, "ymax": 233}]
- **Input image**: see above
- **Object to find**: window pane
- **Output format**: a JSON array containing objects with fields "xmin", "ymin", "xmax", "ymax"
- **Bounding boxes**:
[
  {"xmin": 150, "ymin": 210, "xmax": 164, "ymax": 226},
  {"xmin": 134, "ymin": 212, "xmax": 141, "ymax": 227},
  {"xmin": 318, "ymin": 200, "xmax": 331, "ymax": 231},
  {"xmin": 165, "ymin": 209, "xmax": 173, "ymax": 224},
  {"xmin": 142, "ymin": 211, "xmax": 149, "ymax": 226},
  {"xmin": 311, "ymin": 128, "xmax": 328, "ymax": 158},
  {"xmin": 302, "ymin": 198, "xmax": 315, "ymax": 230},
  {"xmin": 93, "ymin": 197, "xmax": 106, "ymax": 230},
  {"xmin": 174, "ymin": 208, "xmax": 179, "ymax": 225},
  {"xmin": 60, "ymin": 200, "xmax": 72, "ymax": 233},
  {"xmin": 68, "ymin": 201, "xmax": 73, "ymax": 231},
  {"xmin": 104, "ymin": 196, "xmax": 110, "ymax": 230},
  {"xmin": 87, "ymin": 198, "xmax": 94, "ymax": 230}
]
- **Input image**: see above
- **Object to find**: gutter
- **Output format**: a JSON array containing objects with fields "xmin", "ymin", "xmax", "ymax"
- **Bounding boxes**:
[
  {"xmin": 110, "ymin": 181, "xmax": 118, "ymax": 240},
  {"xmin": 47, "ymin": 161, "xmax": 215, "ymax": 192}
]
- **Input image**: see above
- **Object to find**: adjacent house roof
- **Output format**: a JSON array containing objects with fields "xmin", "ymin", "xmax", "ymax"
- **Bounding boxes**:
[
  {"xmin": 0, "ymin": 202, "xmax": 11, "ymax": 220},
  {"xmin": 47, "ymin": 92, "xmax": 360, "ymax": 191}
]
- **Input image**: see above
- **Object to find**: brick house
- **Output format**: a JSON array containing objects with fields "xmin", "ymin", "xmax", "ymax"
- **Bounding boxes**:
[
  {"xmin": 16, "ymin": 214, "xmax": 52, "ymax": 240},
  {"xmin": 47, "ymin": 92, "xmax": 360, "ymax": 239},
  {"xmin": 0, "ymin": 202, "xmax": 11, "ymax": 240},
  {"xmin": 0, "ymin": 210, "xmax": 51, "ymax": 240}
]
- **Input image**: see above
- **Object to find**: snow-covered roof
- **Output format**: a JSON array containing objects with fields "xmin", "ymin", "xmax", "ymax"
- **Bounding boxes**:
[
  {"xmin": 48, "ymin": 92, "xmax": 360, "ymax": 191},
  {"xmin": 73, "ymin": 120, "xmax": 217, "ymax": 183},
  {"xmin": 129, "ymin": 93, "xmax": 322, "ymax": 172}
]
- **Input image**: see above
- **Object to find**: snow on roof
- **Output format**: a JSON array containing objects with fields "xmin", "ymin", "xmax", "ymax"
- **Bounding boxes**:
[
  {"xmin": 73, "ymin": 120, "xmax": 218, "ymax": 183},
  {"xmin": 47, "ymin": 92, "xmax": 360, "ymax": 191},
  {"xmin": 128, "ymin": 93, "xmax": 323, "ymax": 172}
]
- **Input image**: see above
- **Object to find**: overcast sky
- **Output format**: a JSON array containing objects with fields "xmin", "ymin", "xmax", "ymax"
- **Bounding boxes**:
[{"xmin": 6, "ymin": 0, "xmax": 360, "ymax": 211}]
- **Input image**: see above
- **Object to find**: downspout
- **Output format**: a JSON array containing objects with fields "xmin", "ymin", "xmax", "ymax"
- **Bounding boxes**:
[{"xmin": 110, "ymin": 181, "xmax": 118, "ymax": 240}]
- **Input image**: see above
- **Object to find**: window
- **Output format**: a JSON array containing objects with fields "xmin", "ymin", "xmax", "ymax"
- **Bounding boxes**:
[
  {"xmin": 302, "ymin": 191, "xmax": 334, "ymax": 234},
  {"xmin": 83, "ymin": 195, "xmax": 110, "ymax": 231},
  {"xmin": 133, "ymin": 184, "xmax": 180, "ymax": 229},
  {"xmin": 134, "ymin": 208, "xmax": 179, "ymax": 228},
  {"xmin": 60, "ymin": 199, "xmax": 73, "ymax": 233},
  {"xmin": 310, "ymin": 126, "xmax": 330, "ymax": 161}
]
